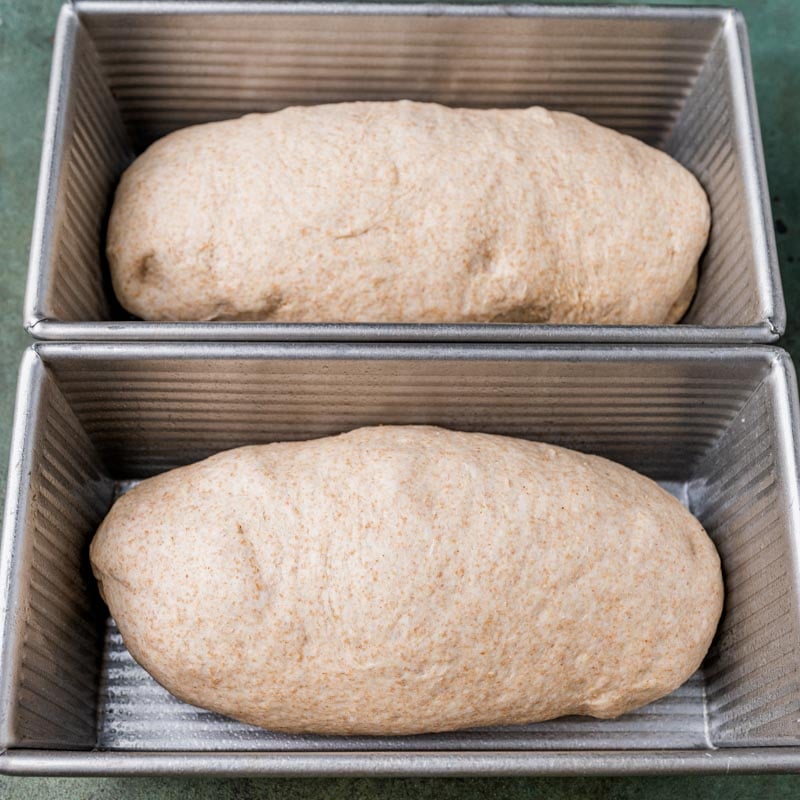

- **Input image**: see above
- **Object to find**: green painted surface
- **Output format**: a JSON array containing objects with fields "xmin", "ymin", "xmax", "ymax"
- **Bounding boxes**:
[
  {"xmin": 2, "ymin": 775, "xmax": 800, "ymax": 800},
  {"xmin": 0, "ymin": 0, "xmax": 798, "ymax": 796}
]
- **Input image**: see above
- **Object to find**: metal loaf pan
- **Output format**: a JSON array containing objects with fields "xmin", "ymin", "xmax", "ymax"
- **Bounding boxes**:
[
  {"xmin": 1, "ymin": 343, "xmax": 800, "ymax": 776},
  {"xmin": 25, "ymin": 2, "xmax": 782, "ymax": 343}
]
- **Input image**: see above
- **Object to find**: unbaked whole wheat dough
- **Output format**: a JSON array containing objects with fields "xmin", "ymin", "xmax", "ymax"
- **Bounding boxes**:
[
  {"xmin": 90, "ymin": 426, "xmax": 723, "ymax": 736},
  {"xmin": 107, "ymin": 101, "xmax": 710, "ymax": 324}
]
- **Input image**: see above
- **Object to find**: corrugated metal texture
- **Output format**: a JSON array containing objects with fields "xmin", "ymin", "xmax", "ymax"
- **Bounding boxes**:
[
  {"xmin": 46, "ymin": 353, "xmax": 761, "ymax": 482},
  {"xmin": 97, "ymin": 616, "xmax": 707, "ymax": 751},
  {"xmin": 80, "ymin": 7, "xmax": 719, "ymax": 148},
  {"xmin": 42, "ymin": 13, "xmax": 133, "ymax": 324},
  {"xmin": 692, "ymin": 367, "xmax": 800, "ymax": 745},
  {"xmin": 671, "ymin": 19, "xmax": 771, "ymax": 328},
  {"xmin": 0, "ymin": 356, "xmax": 113, "ymax": 749},
  {"xmin": 24, "ymin": 4, "xmax": 783, "ymax": 341}
]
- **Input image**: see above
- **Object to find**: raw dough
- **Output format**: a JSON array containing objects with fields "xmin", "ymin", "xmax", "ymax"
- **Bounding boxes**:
[
  {"xmin": 90, "ymin": 426, "xmax": 723, "ymax": 735},
  {"xmin": 107, "ymin": 102, "xmax": 710, "ymax": 324}
]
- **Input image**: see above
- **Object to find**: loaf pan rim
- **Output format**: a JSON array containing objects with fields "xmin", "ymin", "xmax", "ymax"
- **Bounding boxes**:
[
  {"xmin": 23, "ymin": 319, "xmax": 783, "ymax": 344},
  {"xmin": 3, "ymin": 747, "xmax": 800, "ymax": 777}
]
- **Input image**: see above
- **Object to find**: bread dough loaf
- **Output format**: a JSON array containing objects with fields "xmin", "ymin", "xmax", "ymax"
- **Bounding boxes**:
[
  {"xmin": 107, "ymin": 101, "xmax": 710, "ymax": 324},
  {"xmin": 90, "ymin": 426, "xmax": 723, "ymax": 736}
]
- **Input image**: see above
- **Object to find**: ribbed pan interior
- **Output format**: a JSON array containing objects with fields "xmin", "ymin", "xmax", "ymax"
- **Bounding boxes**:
[
  {"xmin": 0, "ymin": 362, "xmax": 113, "ymax": 748},
  {"xmin": 46, "ymin": 19, "xmax": 133, "ymax": 323},
  {"xmin": 82, "ymin": 11, "xmax": 720, "ymax": 147}
]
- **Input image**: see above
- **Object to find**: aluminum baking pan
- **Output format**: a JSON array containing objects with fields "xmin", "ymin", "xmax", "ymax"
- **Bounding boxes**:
[
  {"xmin": 1, "ymin": 342, "xmax": 799, "ymax": 776},
  {"xmin": 23, "ymin": 2, "xmax": 782, "ymax": 343}
]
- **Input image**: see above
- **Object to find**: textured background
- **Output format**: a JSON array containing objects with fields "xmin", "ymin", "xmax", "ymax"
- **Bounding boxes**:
[{"xmin": 1, "ymin": 0, "xmax": 798, "ymax": 797}]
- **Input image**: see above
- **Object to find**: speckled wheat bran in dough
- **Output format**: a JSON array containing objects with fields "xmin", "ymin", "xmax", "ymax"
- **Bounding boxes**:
[
  {"xmin": 107, "ymin": 101, "xmax": 710, "ymax": 324},
  {"xmin": 90, "ymin": 426, "xmax": 723, "ymax": 736}
]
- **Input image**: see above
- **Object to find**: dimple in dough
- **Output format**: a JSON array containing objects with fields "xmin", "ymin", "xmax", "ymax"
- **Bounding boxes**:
[
  {"xmin": 90, "ymin": 425, "xmax": 724, "ymax": 736},
  {"xmin": 107, "ymin": 101, "xmax": 710, "ymax": 324}
]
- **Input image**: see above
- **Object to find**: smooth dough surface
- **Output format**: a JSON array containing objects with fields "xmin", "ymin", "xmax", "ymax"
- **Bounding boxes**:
[
  {"xmin": 107, "ymin": 101, "xmax": 710, "ymax": 324},
  {"xmin": 90, "ymin": 426, "xmax": 723, "ymax": 736}
]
